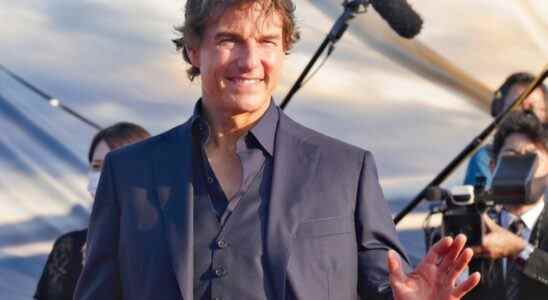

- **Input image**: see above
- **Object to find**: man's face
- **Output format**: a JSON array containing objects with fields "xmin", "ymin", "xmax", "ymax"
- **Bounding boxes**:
[
  {"xmin": 503, "ymin": 85, "xmax": 546, "ymax": 122},
  {"xmin": 497, "ymin": 133, "xmax": 548, "ymax": 203},
  {"xmin": 188, "ymin": 3, "xmax": 286, "ymax": 115}
]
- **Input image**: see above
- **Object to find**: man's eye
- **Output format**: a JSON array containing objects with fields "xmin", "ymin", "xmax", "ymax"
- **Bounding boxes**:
[
  {"xmin": 219, "ymin": 39, "xmax": 235, "ymax": 45},
  {"xmin": 262, "ymin": 40, "xmax": 278, "ymax": 46}
]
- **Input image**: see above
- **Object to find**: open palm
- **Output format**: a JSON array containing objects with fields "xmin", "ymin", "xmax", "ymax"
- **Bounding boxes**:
[{"xmin": 388, "ymin": 234, "xmax": 481, "ymax": 300}]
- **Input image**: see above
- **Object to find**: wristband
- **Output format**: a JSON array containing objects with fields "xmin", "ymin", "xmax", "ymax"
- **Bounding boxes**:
[{"xmin": 515, "ymin": 243, "xmax": 535, "ymax": 269}]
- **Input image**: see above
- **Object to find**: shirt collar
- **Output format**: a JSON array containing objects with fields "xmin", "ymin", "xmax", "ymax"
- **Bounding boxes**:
[
  {"xmin": 190, "ymin": 100, "xmax": 209, "ymax": 145},
  {"xmin": 501, "ymin": 200, "xmax": 545, "ymax": 230},
  {"xmin": 190, "ymin": 99, "xmax": 279, "ymax": 156},
  {"xmin": 248, "ymin": 100, "xmax": 278, "ymax": 156},
  {"xmin": 521, "ymin": 200, "xmax": 545, "ymax": 229}
]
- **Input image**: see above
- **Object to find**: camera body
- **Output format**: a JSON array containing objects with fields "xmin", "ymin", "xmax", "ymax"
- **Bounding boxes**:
[
  {"xmin": 441, "ymin": 185, "xmax": 487, "ymax": 247},
  {"xmin": 429, "ymin": 153, "xmax": 538, "ymax": 246}
]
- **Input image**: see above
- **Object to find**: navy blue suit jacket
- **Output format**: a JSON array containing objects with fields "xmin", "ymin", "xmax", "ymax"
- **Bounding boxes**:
[{"xmin": 74, "ymin": 108, "xmax": 409, "ymax": 300}]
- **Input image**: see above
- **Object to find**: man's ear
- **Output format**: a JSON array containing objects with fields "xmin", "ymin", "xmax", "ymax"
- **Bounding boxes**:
[{"xmin": 185, "ymin": 46, "xmax": 200, "ymax": 69}]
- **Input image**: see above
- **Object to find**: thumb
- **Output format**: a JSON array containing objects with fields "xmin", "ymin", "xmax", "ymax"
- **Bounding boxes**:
[
  {"xmin": 387, "ymin": 250, "xmax": 406, "ymax": 284},
  {"xmin": 482, "ymin": 214, "xmax": 498, "ymax": 231}
]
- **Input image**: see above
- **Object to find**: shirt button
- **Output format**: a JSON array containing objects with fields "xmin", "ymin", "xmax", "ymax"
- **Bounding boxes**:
[
  {"xmin": 217, "ymin": 240, "xmax": 228, "ymax": 249},
  {"xmin": 214, "ymin": 267, "xmax": 227, "ymax": 277}
]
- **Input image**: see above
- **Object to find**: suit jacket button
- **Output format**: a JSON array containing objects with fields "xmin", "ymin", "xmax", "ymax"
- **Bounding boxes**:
[
  {"xmin": 217, "ymin": 240, "xmax": 228, "ymax": 249},
  {"xmin": 214, "ymin": 267, "xmax": 227, "ymax": 277}
]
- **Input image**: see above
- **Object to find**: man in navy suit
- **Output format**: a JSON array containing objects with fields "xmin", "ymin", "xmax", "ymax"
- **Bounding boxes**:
[{"xmin": 74, "ymin": 1, "xmax": 480, "ymax": 299}]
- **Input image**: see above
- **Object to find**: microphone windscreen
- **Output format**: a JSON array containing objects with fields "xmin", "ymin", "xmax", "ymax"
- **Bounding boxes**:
[{"xmin": 369, "ymin": 0, "xmax": 423, "ymax": 39}]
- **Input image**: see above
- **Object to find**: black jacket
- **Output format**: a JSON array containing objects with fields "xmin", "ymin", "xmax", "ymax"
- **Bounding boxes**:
[
  {"xmin": 73, "ymin": 108, "xmax": 409, "ymax": 300},
  {"xmin": 34, "ymin": 229, "xmax": 87, "ymax": 300},
  {"xmin": 466, "ymin": 201, "xmax": 548, "ymax": 300}
]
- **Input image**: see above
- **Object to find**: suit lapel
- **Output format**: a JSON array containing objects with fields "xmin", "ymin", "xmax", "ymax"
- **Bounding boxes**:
[
  {"xmin": 266, "ymin": 112, "xmax": 320, "ymax": 299},
  {"xmin": 149, "ymin": 111, "xmax": 320, "ymax": 299},
  {"xmin": 152, "ymin": 122, "xmax": 194, "ymax": 300},
  {"xmin": 530, "ymin": 200, "xmax": 548, "ymax": 247}
]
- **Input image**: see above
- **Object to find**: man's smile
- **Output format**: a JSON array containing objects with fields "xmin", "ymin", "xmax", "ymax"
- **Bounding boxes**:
[{"xmin": 227, "ymin": 76, "xmax": 263, "ymax": 85}]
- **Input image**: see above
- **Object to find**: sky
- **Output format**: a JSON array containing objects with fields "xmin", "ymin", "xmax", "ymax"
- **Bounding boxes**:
[
  {"xmin": 1, "ymin": 0, "xmax": 543, "ymax": 194},
  {"xmin": 1, "ymin": 0, "xmax": 547, "ymax": 222},
  {"xmin": 0, "ymin": 1, "xmax": 547, "ymax": 297}
]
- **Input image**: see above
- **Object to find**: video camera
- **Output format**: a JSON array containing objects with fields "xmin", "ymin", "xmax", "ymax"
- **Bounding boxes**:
[{"xmin": 425, "ymin": 153, "xmax": 538, "ymax": 246}]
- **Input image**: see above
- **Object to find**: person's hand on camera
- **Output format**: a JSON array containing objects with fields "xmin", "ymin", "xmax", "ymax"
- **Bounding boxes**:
[
  {"xmin": 472, "ymin": 214, "xmax": 527, "ymax": 259},
  {"xmin": 388, "ymin": 234, "xmax": 481, "ymax": 300}
]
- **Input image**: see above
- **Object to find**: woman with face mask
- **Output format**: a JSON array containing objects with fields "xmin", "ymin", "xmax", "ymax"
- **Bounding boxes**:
[{"xmin": 34, "ymin": 122, "xmax": 150, "ymax": 300}]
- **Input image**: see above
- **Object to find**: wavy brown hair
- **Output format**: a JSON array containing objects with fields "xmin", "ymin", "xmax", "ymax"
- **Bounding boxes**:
[{"xmin": 173, "ymin": 0, "xmax": 300, "ymax": 81}]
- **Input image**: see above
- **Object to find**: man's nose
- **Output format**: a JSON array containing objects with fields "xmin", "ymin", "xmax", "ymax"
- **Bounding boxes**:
[
  {"xmin": 522, "ymin": 98, "xmax": 533, "ymax": 110},
  {"xmin": 237, "ymin": 43, "xmax": 260, "ymax": 70}
]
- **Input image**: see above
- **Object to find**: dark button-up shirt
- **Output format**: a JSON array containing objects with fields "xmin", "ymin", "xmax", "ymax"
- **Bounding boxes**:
[
  {"xmin": 191, "ymin": 100, "xmax": 277, "ymax": 222},
  {"xmin": 191, "ymin": 100, "xmax": 278, "ymax": 300}
]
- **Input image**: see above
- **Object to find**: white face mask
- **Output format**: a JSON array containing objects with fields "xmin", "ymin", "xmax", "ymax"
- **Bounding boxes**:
[{"xmin": 87, "ymin": 170, "xmax": 102, "ymax": 199}]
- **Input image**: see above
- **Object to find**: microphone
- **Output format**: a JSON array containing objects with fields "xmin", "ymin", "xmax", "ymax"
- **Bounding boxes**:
[{"xmin": 369, "ymin": 0, "xmax": 423, "ymax": 39}]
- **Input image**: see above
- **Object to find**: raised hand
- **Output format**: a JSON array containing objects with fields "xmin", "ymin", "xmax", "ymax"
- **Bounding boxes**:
[{"xmin": 388, "ymin": 234, "xmax": 481, "ymax": 300}]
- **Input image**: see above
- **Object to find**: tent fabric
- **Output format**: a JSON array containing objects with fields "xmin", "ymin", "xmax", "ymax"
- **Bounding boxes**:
[
  {"xmin": 0, "ymin": 1, "xmax": 547, "ymax": 299},
  {"xmin": 0, "ymin": 74, "xmax": 93, "ymax": 299}
]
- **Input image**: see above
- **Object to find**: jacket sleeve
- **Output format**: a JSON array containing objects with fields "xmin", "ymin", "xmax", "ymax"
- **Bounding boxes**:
[
  {"xmin": 463, "ymin": 146, "xmax": 493, "ymax": 186},
  {"xmin": 35, "ymin": 234, "xmax": 75, "ymax": 300},
  {"xmin": 74, "ymin": 154, "xmax": 122, "ymax": 300},
  {"xmin": 35, "ymin": 237, "xmax": 60, "ymax": 299},
  {"xmin": 522, "ymin": 248, "xmax": 548, "ymax": 286},
  {"xmin": 356, "ymin": 151, "xmax": 410, "ymax": 300}
]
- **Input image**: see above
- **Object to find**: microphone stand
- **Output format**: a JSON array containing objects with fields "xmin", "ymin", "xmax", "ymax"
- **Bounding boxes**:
[
  {"xmin": 394, "ymin": 64, "xmax": 548, "ymax": 224},
  {"xmin": 280, "ymin": 0, "xmax": 369, "ymax": 110}
]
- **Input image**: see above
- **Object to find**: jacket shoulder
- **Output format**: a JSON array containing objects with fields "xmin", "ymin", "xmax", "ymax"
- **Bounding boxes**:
[
  {"xmin": 279, "ymin": 112, "xmax": 369, "ymax": 160},
  {"xmin": 52, "ymin": 229, "xmax": 88, "ymax": 249},
  {"xmin": 106, "ymin": 120, "xmax": 191, "ymax": 165}
]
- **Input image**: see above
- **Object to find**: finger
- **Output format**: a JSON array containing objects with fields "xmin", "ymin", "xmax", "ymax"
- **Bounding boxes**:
[
  {"xmin": 387, "ymin": 250, "xmax": 406, "ymax": 284},
  {"xmin": 481, "ymin": 215, "xmax": 493, "ymax": 233},
  {"xmin": 439, "ymin": 234, "xmax": 467, "ymax": 271},
  {"xmin": 482, "ymin": 214, "xmax": 493, "ymax": 223},
  {"xmin": 448, "ymin": 247, "xmax": 474, "ymax": 282},
  {"xmin": 478, "ymin": 235, "xmax": 496, "ymax": 259},
  {"xmin": 483, "ymin": 215, "xmax": 499, "ymax": 231},
  {"xmin": 471, "ymin": 246, "xmax": 483, "ymax": 256},
  {"xmin": 452, "ymin": 272, "xmax": 481, "ymax": 299},
  {"xmin": 422, "ymin": 236, "xmax": 453, "ymax": 265}
]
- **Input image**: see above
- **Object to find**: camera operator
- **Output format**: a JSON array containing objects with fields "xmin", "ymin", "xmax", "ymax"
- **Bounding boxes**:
[
  {"xmin": 464, "ymin": 72, "xmax": 548, "ymax": 187},
  {"xmin": 469, "ymin": 111, "xmax": 548, "ymax": 300}
]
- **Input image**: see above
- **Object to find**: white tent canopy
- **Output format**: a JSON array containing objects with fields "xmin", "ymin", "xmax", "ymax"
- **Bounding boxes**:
[{"xmin": 0, "ymin": 1, "xmax": 547, "ymax": 298}]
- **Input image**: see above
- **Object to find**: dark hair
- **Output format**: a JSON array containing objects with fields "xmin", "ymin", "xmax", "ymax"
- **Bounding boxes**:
[
  {"xmin": 173, "ymin": 0, "xmax": 300, "ymax": 81},
  {"xmin": 491, "ymin": 72, "xmax": 548, "ymax": 117},
  {"xmin": 88, "ymin": 122, "xmax": 150, "ymax": 163},
  {"xmin": 492, "ymin": 111, "xmax": 548, "ymax": 158}
]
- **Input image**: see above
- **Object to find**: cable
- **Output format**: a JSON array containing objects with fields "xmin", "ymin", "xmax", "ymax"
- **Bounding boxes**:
[
  {"xmin": 300, "ymin": 43, "xmax": 336, "ymax": 87},
  {"xmin": 0, "ymin": 64, "xmax": 103, "ymax": 131}
]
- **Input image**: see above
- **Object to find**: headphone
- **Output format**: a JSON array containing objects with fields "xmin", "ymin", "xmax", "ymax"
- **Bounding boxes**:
[
  {"xmin": 490, "ymin": 72, "xmax": 548, "ymax": 117},
  {"xmin": 490, "ymin": 89, "xmax": 505, "ymax": 117}
]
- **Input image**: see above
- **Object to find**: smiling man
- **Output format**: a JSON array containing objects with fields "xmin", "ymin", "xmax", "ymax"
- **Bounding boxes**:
[{"xmin": 74, "ymin": 1, "xmax": 479, "ymax": 300}]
